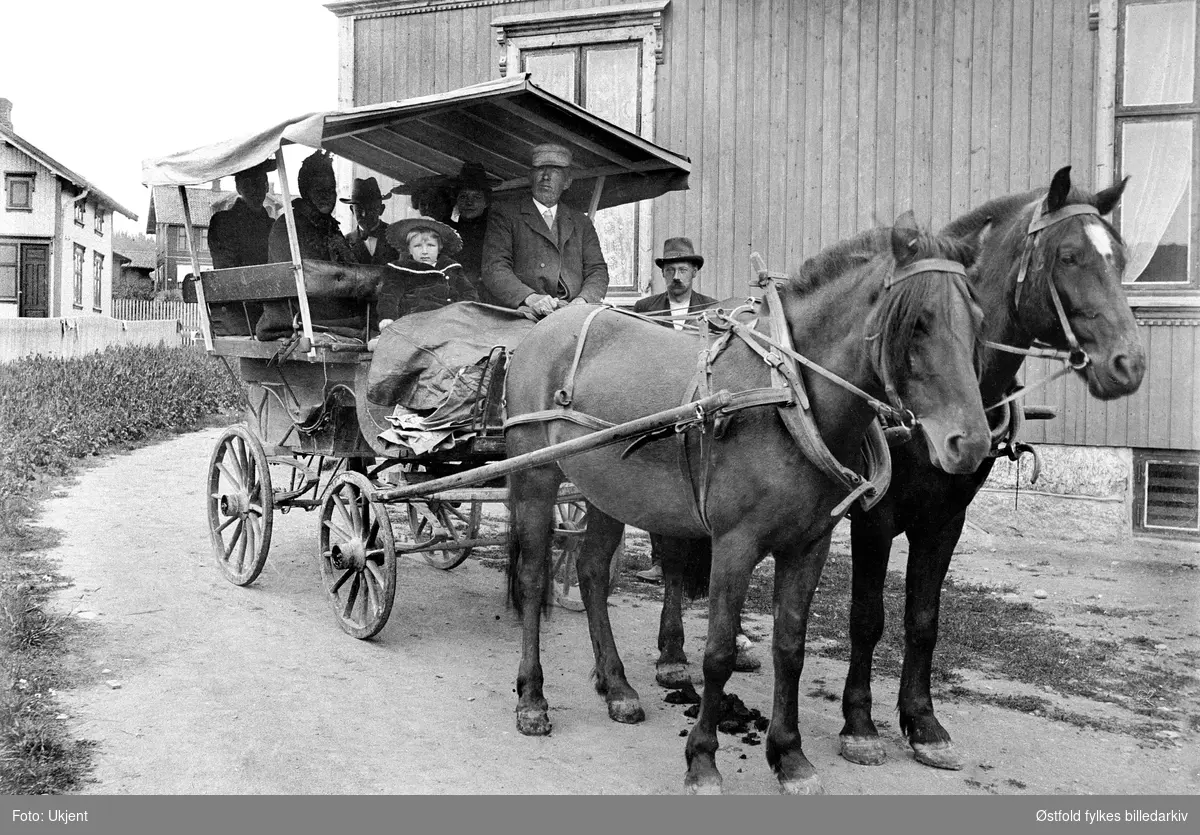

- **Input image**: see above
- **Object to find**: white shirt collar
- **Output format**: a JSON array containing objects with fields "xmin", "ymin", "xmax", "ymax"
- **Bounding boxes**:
[{"xmin": 532, "ymin": 198, "xmax": 558, "ymax": 224}]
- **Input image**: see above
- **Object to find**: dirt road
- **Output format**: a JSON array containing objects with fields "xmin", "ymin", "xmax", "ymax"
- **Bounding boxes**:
[{"xmin": 42, "ymin": 427, "xmax": 1199, "ymax": 794}]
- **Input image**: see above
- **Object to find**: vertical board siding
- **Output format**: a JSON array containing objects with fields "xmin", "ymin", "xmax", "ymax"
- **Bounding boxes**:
[{"xmin": 347, "ymin": 0, "xmax": 1193, "ymax": 451}]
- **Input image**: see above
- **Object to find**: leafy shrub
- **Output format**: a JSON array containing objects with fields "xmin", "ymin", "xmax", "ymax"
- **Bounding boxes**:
[{"xmin": 0, "ymin": 345, "xmax": 242, "ymax": 532}]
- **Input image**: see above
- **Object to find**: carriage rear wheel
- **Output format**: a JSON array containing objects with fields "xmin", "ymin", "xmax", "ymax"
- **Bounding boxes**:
[
  {"xmin": 550, "ymin": 501, "xmax": 622, "ymax": 611},
  {"xmin": 407, "ymin": 500, "xmax": 484, "ymax": 570},
  {"xmin": 207, "ymin": 425, "xmax": 274, "ymax": 586},
  {"xmin": 318, "ymin": 471, "xmax": 398, "ymax": 640}
]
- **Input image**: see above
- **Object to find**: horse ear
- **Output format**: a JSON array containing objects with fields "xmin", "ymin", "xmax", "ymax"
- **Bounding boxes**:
[
  {"xmin": 891, "ymin": 211, "xmax": 920, "ymax": 264},
  {"xmin": 1094, "ymin": 175, "xmax": 1129, "ymax": 216},
  {"xmin": 1046, "ymin": 166, "xmax": 1072, "ymax": 213}
]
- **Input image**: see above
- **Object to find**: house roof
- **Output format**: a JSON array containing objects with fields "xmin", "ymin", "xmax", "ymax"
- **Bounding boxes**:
[
  {"xmin": 0, "ymin": 121, "xmax": 137, "ymax": 220},
  {"xmin": 145, "ymin": 186, "xmax": 235, "ymax": 234},
  {"xmin": 113, "ymin": 246, "xmax": 157, "ymax": 270}
]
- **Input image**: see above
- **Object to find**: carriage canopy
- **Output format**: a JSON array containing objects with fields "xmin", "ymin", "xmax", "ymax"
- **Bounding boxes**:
[{"xmin": 141, "ymin": 74, "xmax": 691, "ymax": 213}]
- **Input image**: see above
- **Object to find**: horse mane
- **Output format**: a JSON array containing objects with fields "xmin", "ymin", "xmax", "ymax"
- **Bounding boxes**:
[{"xmin": 788, "ymin": 225, "xmax": 984, "ymax": 394}]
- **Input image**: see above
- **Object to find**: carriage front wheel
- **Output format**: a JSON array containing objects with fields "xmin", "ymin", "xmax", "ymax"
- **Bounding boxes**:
[
  {"xmin": 318, "ymin": 471, "xmax": 398, "ymax": 639},
  {"xmin": 207, "ymin": 425, "xmax": 274, "ymax": 586},
  {"xmin": 551, "ymin": 501, "xmax": 623, "ymax": 611}
]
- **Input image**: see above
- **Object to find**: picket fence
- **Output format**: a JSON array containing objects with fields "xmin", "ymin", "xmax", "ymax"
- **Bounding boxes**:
[
  {"xmin": 111, "ymin": 299, "xmax": 204, "ymax": 331},
  {"xmin": 0, "ymin": 315, "xmax": 195, "ymax": 364}
]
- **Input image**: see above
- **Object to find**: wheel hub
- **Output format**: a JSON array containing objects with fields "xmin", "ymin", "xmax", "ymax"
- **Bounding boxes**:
[
  {"xmin": 220, "ymin": 493, "xmax": 249, "ymax": 517},
  {"xmin": 330, "ymin": 539, "xmax": 367, "ymax": 571}
]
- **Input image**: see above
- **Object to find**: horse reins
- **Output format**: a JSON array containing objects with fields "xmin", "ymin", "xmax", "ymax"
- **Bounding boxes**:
[{"xmin": 983, "ymin": 201, "xmax": 1101, "ymax": 412}]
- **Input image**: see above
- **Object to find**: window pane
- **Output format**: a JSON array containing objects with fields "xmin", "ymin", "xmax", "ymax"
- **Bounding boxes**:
[
  {"xmin": 0, "ymin": 243, "xmax": 17, "ymax": 265},
  {"xmin": 1121, "ymin": 119, "xmax": 1193, "ymax": 283},
  {"xmin": 1124, "ymin": 1, "xmax": 1196, "ymax": 106},
  {"xmin": 524, "ymin": 50, "xmax": 577, "ymax": 102},
  {"xmin": 0, "ymin": 266, "xmax": 15, "ymax": 299},
  {"xmin": 583, "ymin": 44, "xmax": 641, "ymax": 131}
]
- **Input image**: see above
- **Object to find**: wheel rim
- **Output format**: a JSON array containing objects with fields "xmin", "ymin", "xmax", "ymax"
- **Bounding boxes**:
[
  {"xmin": 207, "ymin": 426, "xmax": 273, "ymax": 586},
  {"xmin": 407, "ymin": 500, "xmax": 482, "ymax": 570},
  {"xmin": 319, "ymin": 471, "xmax": 397, "ymax": 639}
]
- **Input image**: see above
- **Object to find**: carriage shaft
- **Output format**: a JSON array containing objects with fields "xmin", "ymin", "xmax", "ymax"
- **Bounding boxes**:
[{"xmin": 373, "ymin": 391, "xmax": 734, "ymax": 502}]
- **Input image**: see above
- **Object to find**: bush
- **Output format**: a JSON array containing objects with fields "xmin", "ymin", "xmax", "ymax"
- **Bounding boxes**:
[{"xmin": 0, "ymin": 345, "xmax": 243, "ymax": 532}]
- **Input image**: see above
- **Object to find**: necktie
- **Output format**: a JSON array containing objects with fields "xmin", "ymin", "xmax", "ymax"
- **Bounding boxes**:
[{"xmin": 543, "ymin": 208, "xmax": 555, "ymax": 232}]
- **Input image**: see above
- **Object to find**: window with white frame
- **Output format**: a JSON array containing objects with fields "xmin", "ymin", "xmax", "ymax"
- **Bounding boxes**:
[
  {"xmin": 492, "ymin": 1, "xmax": 668, "ymax": 295},
  {"xmin": 94, "ymin": 208, "xmax": 105, "ymax": 236},
  {"xmin": 1116, "ymin": 0, "xmax": 1199, "ymax": 291},
  {"xmin": 73, "ymin": 244, "xmax": 85, "ymax": 307},
  {"xmin": 92, "ymin": 252, "xmax": 104, "ymax": 311},
  {"xmin": 74, "ymin": 199, "xmax": 86, "ymax": 226},
  {"xmin": 0, "ymin": 242, "xmax": 18, "ymax": 301},
  {"xmin": 5, "ymin": 173, "xmax": 33, "ymax": 211}
]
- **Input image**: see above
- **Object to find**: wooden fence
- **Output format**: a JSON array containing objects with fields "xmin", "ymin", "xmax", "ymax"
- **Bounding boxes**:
[
  {"xmin": 0, "ymin": 316, "xmax": 191, "ymax": 364},
  {"xmin": 111, "ymin": 299, "xmax": 204, "ymax": 331}
]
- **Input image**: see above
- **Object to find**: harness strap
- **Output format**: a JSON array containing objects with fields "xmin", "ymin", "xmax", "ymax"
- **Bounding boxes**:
[
  {"xmin": 983, "ymin": 339, "xmax": 1074, "ymax": 362},
  {"xmin": 1014, "ymin": 202, "xmax": 1100, "ymax": 309},
  {"xmin": 985, "ymin": 362, "xmax": 1077, "ymax": 412},
  {"xmin": 554, "ymin": 305, "xmax": 609, "ymax": 407},
  {"xmin": 887, "ymin": 258, "xmax": 967, "ymax": 288},
  {"xmin": 504, "ymin": 409, "xmax": 616, "ymax": 431}
]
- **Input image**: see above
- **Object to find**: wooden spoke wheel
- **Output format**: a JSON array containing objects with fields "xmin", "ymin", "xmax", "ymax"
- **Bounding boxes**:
[
  {"xmin": 407, "ymin": 500, "xmax": 483, "ymax": 570},
  {"xmin": 318, "ymin": 471, "xmax": 398, "ymax": 640},
  {"xmin": 550, "ymin": 501, "xmax": 622, "ymax": 611},
  {"xmin": 207, "ymin": 425, "xmax": 274, "ymax": 586}
]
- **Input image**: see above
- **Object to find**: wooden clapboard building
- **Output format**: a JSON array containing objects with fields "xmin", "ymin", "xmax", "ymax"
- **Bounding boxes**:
[{"xmin": 326, "ymin": 0, "xmax": 1199, "ymax": 537}]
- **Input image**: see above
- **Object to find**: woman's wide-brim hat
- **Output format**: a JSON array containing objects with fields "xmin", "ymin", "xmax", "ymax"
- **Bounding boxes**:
[
  {"xmin": 655, "ymin": 237, "xmax": 704, "ymax": 269},
  {"xmin": 454, "ymin": 161, "xmax": 493, "ymax": 195},
  {"xmin": 385, "ymin": 216, "xmax": 463, "ymax": 256}
]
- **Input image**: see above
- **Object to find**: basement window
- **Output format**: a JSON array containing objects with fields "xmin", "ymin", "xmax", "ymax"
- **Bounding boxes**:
[{"xmin": 1134, "ymin": 450, "xmax": 1200, "ymax": 537}]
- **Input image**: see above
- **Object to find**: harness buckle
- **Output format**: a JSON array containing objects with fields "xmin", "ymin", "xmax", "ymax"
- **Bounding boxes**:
[
  {"xmin": 1068, "ymin": 349, "xmax": 1090, "ymax": 371},
  {"xmin": 553, "ymin": 388, "xmax": 572, "ymax": 407}
]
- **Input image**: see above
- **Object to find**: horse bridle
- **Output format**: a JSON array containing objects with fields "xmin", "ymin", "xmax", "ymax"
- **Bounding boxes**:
[{"xmin": 985, "ymin": 201, "xmax": 1103, "ymax": 412}]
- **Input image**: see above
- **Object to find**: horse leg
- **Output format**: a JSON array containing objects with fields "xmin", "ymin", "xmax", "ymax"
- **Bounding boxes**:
[
  {"xmin": 511, "ymin": 466, "xmax": 560, "ymax": 737},
  {"xmin": 765, "ymin": 537, "xmax": 829, "ymax": 795},
  {"xmin": 577, "ymin": 505, "xmax": 645, "ymax": 724},
  {"xmin": 898, "ymin": 511, "xmax": 967, "ymax": 769},
  {"xmin": 839, "ymin": 508, "xmax": 896, "ymax": 765},
  {"xmin": 684, "ymin": 534, "xmax": 754, "ymax": 795},
  {"xmin": 654, "ymin": 534, "xmax": 691, "ymax": 688}
]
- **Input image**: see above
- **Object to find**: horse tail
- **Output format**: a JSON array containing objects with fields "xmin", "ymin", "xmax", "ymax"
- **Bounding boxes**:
[{"xmin": 657, "ymin": 535, "xmax": 713, "ymax": 600}]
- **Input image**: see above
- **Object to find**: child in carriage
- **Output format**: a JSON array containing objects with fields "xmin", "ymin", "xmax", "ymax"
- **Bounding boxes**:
[{"xmin": 376, "ymin": 216, "xmax": 478, "ymax": 331}]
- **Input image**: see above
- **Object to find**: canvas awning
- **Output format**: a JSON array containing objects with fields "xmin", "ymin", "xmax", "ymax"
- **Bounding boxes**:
[{"xmin": 141, "ymin": 75, "xmax": 690, "ymax": 213}]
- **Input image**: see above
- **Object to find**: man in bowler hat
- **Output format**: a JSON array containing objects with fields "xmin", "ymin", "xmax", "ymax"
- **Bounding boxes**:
[
  {"xmin": 632, "ymin": 237, "xmax": 717, "ymax": 330},
  {"xmin": 342, "ymin": 177, "xmax": 399, "ymax": 266}
]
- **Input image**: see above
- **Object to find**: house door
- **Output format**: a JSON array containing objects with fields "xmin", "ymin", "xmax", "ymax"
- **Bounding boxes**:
[{"xmin": 19, "ymin": 244, "xmax": 49, "ymax": 318}]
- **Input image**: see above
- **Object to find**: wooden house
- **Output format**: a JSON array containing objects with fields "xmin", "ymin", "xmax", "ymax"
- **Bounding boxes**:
[
  {"xmin": 324, "ymin": 0, "xmax": 1199, "ymax": 537},
  {"xmin": 0, "ymin": 98, "xmax": 137, "ymax": 319}
]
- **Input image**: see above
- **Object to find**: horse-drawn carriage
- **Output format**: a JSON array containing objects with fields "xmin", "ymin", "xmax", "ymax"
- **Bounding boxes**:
[{"xmin": 142, "ymin": 75, "xmax": 695, "ymax": 636}]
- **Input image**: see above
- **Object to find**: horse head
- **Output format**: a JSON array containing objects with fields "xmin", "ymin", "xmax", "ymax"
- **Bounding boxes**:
[
  {"xmin": 869, "ymin": 212, "xmax": 991, "ymax": 474},
  {"xmin": 983, "ymin": 166, "xmax": 1145, "ymax": 399}
]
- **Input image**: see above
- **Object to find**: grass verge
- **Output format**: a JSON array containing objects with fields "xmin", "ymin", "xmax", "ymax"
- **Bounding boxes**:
[{"xmin": 0, "ymin": 344, "xmax": 241, "ymax": 794}]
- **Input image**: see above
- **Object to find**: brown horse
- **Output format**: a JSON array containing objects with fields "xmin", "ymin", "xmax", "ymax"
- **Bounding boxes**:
[
  {"xmin": 838, "ymin": 166, "xmax": 1144, "ymax": 769},
  {"xmin": 503, "ymin": 216, "xmax": 991, "ymax": 794}
]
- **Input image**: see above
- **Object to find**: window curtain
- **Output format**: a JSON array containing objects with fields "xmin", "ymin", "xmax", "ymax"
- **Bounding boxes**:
[{"xmin": 1122, "ymin": 120, "xmax": 1192, "ymax": 282}]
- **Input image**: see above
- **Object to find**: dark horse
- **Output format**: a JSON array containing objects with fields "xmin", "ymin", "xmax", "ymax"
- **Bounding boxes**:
[
  {"xmin": 838, "ymin": 167, "xmax": 1145, "ymax": 770},
  {"xmin": 504, "ymin": 216, "xmax": 991, "ymax": 794}
]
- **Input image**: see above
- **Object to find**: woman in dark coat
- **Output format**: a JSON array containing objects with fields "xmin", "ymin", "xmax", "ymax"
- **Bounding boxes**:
[
  {"xmin": 447, "ymin": 162, "xmax": 493, "ymax": 302},
  {"xmin": 377, "ymin": 217, "xmax": 477, "ymax": 329}
]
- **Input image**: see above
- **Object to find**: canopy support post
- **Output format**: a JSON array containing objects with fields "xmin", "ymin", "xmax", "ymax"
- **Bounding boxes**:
[
  {"xmin": 275, "ymin": 150, "xmax": 317, "ymax": 359},
  {"xmin": 178, "ymin": 186, "xmax": 213, "ymax": 352},
  {"xmin": 587, "ymin": 175, "xmax": 606, "ymax": 220}
]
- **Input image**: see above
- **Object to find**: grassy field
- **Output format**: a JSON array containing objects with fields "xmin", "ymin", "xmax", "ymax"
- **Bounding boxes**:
[{"xmin": 0, "ymin": 345, "xmax": 242, "ymax": 794}]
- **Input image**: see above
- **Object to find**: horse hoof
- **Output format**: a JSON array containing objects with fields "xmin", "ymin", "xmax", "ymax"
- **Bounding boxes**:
[
  {"xmin": 911, "ymin": 741, "xmax": 964, "ymax": 770},
  {"xmin": 655, "ymin": 664, "xmax": 691, "ymax": 689},
  {"xmin": 779, "ymin": 775, "xmax": 826, "ymax": 795},
  {"xmin": 607, "ymin": 697, "xmax": 645, "ymax": 725},
  {"xmin": 839, "ymin": 735, "xmax": 886, "ymax": 766},
  {"xmin": 685, "ymin": 776, "xmax": 723, "ymax": 795},
  {"xmin": 733, "ymin": 647, "xmax": 762, "ymax": 673},
  {"xmin": 516, "ymin": 709, "xmax": 552, "ymax": 737}
]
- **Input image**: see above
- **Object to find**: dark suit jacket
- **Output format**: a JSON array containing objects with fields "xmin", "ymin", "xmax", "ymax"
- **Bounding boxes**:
[
  {"xmin": 346, "ymin": 223, "xmax": 400, "ymax": 266},
  {"xmin": 481, "ymin": 198, "xmax": 610, "ymax": 308},
  {"xmin": 633, "ymin": 290, "xmax": 718, "ymax": 324}
]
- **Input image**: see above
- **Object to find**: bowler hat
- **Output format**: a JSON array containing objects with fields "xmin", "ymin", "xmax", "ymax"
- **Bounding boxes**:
[
  {"xmin": 233, "ymin": 158, "xmax": 276, "ymax": 180},
  {"xmin": 655, "ymin": 237, "xmax": 704, "ymax": 269},
  {"xmin": 454, "ymin": 161, "xmax": 492, "ymax": 194},
  {"xmin": 385, "ymin": 216, "xmax": 463, "ymax": 256},
  {"xmin": 340, "ymin": 177, "xmax": 389, "ymax": 205},
  {"xmin": 531, "ymin": 143, "xmax": 573, "ymax": 168}
]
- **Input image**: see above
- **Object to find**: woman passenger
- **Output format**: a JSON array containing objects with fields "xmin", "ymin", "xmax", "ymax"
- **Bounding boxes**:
[{"xmin": 376, "ymin": 217, "xmax": 478, "ymax": 330}]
